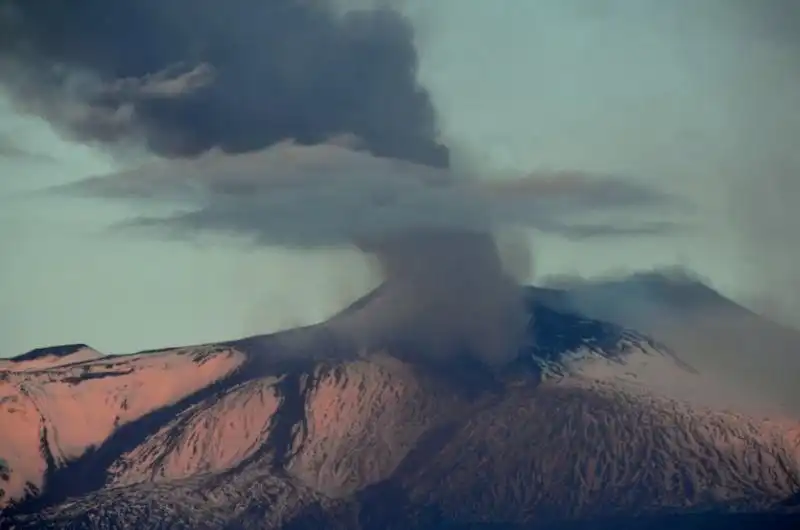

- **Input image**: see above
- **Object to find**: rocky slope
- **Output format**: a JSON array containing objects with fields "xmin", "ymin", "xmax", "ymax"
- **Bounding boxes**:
[{"xmin": 1, "ymin": 283, "xmax": 799, "ymax": 529}]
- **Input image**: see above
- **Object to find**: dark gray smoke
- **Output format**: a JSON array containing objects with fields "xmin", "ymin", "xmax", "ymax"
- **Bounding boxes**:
[
  {"xmin": 57, "ymin": 143, "xmax": 678, "ymax": 365},
  {"xmin": 0, "ymin": 0, "xmax": 681, "ymax": 367},
  {"xmin": 0, "ymin": 0, "xmax": 447, "ymax": 167}
]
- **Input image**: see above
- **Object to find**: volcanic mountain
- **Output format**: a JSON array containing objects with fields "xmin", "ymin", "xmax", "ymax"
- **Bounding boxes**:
[{"xmin": 1, "ymin": 275, "xmax": 800, "ymax": 529}]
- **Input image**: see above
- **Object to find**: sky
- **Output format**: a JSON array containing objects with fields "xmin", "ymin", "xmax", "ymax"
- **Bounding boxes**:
[
  {"xmin": 408, "ymin": 0, "xmax": 800, "ymax": 289},
  {"xmin": 0, "ymin": 108, "xmax": 378, "ymax": 355},
  {"xmin": 1, "ymin": 0, "xmax": 799, "ymax": 356}
]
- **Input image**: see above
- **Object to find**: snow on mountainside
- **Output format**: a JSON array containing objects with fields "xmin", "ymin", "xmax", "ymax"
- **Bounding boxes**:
[
  {"xmin": 1, "ymin": 282, "xmax": 799, "ymax": 529},
  {"xmin": 541, "ymin": 271, "xmax": 800, "ymax": 414},
  {"xmin": 0, "ymin": 346, "xmax": 245, "ymax": 507},
  {"xmin": 0, "ymin": 344, "xmax": 104, "ymax": 373}
]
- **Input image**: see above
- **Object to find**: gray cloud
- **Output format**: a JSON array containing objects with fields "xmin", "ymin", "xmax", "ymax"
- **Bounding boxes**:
[
  {"xmin": 56, "ymin": 142, "xmax": 683, "ymax": 365},
  {"xmin": 0, "ymin": 0, "xmax": 447, "ymax": 166},
  {"xmin": 62, "ymin": 143, "xmax": 684, "ymax": 248},
  {"xmin": 0, "ymin": 134, "xmax": 52, "ymax": 161},
  {"xmin": 0, "ymin": 0, "xmax": 720, "ymax": 367}
]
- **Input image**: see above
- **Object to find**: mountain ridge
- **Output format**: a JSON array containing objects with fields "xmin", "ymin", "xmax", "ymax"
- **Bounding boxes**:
[{"xmin": 1, "ymin": 280, "xmax": 799, "ymax": 528}]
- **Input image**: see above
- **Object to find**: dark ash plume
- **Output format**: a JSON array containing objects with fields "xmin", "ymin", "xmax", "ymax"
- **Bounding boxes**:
[
  {"xmin": 0, "ymin": 2, "xmax": 682, "ymax": 369},
  {"xmin": 342, "ymin": 230, "xmax": 529, "ymax": 366},
  {"xmin": 0, "ymin": 0, "xmax": 448, "ymax": 167},
  {"xmin": 58, "ymin": 143, "xmax": 680, "ymax": 365}
]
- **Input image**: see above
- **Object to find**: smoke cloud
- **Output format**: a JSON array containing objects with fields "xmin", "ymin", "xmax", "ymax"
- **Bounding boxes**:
[
  {"xmin": 0, "ymin": 0, "xmax": 447, "ymax": 166},
  {"xmin": 0, "ymin": 0, "xmax": 684, "ymax": 365},
  {"xmin": 60, "ymin": 143, "xmax": 678, "ymax": 364},
  {"xmin": 0, "ymin": 0, "xmax": 487, "ymax": 360},
  {"xmin": 61, "ymin": 143, "xmax": 678, "ymax": 244},
  {"xmin": 402, "ymin": 0, "xmax": 800, "ymax": 331}
]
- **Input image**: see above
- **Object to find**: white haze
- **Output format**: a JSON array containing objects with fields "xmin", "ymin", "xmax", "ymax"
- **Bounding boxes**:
[{"xmin": 404, "ymin": 0, "xmax": 800, "ymax": 327}]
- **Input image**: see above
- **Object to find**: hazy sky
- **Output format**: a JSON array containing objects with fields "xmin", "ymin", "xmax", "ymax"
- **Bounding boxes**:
[
  {"xmin": 0, "ymin": 106, "xmax": 378, "ymax": 355},
  {"xmin": 2, "ymin": 0, "xmax": 799, "ymax": 356}
]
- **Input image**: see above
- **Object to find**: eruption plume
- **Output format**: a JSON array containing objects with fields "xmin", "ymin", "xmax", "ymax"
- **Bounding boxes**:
[
  {"xmin": 1, "ymin": 1, "xmax": 677, "ymax": 365},
  {"xmin": 0, "ymin": 0, "xmax": 448, "ymax": 166}
]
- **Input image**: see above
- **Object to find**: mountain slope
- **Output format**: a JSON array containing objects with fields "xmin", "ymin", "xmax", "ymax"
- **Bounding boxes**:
[
  {"xmin": 0, "ymin": 346, "xmax": 245, "ymax": 507},
  {"xmin": 1, "ymin": 284, "xmax": 799, "ymax": 529},
  {"xmin": 0, "ymin": 344, "xmax": 103, "ymax": 372},
  {"xmin": 542, "ymin": 271, "xmax": 800, "ymax": 414}
]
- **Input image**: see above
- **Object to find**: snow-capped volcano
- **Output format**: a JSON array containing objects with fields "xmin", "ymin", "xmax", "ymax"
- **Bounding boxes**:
[{"xmin": 1, "ymin": 278, "xmax": 799, "ymax": 529}]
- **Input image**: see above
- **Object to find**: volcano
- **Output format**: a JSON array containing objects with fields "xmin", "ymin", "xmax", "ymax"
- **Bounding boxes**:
[{"xmin": 1, "ymin": 276, "xmax": 799, "ymax": 529}]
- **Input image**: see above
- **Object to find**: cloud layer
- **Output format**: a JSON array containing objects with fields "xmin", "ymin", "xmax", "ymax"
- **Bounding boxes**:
[{"xmin": 63, "ymin": 142, "xmax": 682, "ymax": 249}]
